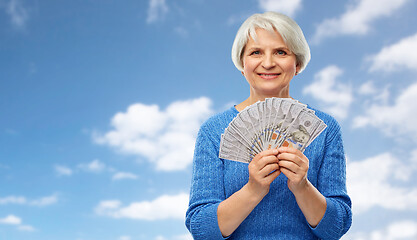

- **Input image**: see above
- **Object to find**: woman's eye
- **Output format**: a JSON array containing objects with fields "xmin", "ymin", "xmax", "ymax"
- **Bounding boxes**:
[
  {"xmin": 250, "ymin": 50, "xmax": 260, "ymax": 55},
  {"xmin": 277, "ymin": 50, "xmax": 287, "ymax": 55}
]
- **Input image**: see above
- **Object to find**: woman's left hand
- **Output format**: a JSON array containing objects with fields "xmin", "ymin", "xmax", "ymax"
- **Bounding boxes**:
[{"xmin": 277, "ymin": 147, "xmax": 309, "ymax": 194}]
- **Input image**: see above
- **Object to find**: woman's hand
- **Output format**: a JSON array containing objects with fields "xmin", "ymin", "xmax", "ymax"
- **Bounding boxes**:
[
  {"xmin": 277, "ymin": 147, "xmax": 309, "ymax": 194},
  {"xmin": 218, "ymin": 148, "xmax": 281, "ymax": 237},
  {"xmin": 246, "ymin": 148, "xmax": 281, "ymax": 199},
  {"xmin": 277, "ymin": 146, "xmax": 327, "ymax": 227}
]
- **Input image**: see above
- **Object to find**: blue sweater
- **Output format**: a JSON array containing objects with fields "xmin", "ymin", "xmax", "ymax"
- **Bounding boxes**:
[{"xmin": 185, "ymin": 106, "xmax": 352, "ymax": 240}]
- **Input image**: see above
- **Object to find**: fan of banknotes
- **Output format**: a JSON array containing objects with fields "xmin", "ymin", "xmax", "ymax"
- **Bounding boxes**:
[{"xmin": 219, "ymin": 98, "xmax": 327, "ymax": 163}]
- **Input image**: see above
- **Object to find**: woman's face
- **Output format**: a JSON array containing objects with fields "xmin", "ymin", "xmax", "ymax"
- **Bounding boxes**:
[{"xmin": 242, "ymin": 28, "xmax": 300, "ymax": 98}]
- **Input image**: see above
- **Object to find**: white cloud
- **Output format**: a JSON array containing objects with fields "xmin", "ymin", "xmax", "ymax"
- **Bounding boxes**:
[
  {"xmin": 368, "ymin": 32, "xmax": 417, "ymax": 72},
  {"xmin": 258, "ymin": 0, "xmax": 302, "ymax": 17},
  {"xmin": 78, "ymin": 159, "xmax": 106, "ymax": 173},
  {"xmin": 94, "ymin": 97, "xmax": 213, "ymax": 171},
  {"xmin": 54, "ymin": 165, "xmax": 73, "ymax": 176},
  {"xmin": 29, "ymin": 194, "xmax": 58, "ymax": 207},
  {"xmin": 0, "ymin": 194, "xmax": 58, "ymax": 207},
  {"xmin": 0, "ymin": 215, "xmax": 21, "ymax": 225},
  {"xmin": 302, "ymin": 65, "xmax": 353, "ymax": 119},
  {"xmin": 95, "ymin": 193, "xmax": 189, "ymax": 221},
  {"xmin": 0, "ymin": 196, "xmax": 26, "ymax": 205},
  {"xmin": 173, "ymin": 234, "xmax": 193, "ymax": 240},
  {"xmin": 344, "ymin": 220, "xmax": 417, "ymax": 240},
  {"xmin": 357, "ymin": 80, "xmax": 390, "ymax": 105},
  {"xmin": 358, "ymin": 81, "xmax": 377, "ymax": 95},
  {"xmin": 153, "ymin": 235, "xmax": 192, "ymax": 240},
  {"xmin": 118, "ymin": 236, "xmax": 131, "ymax": 240},
  {"xmin": 0, "ymin": 215, "xmax": 36, "ymax": 232},
  {"xmin": 227, "ymin": 13, "xmax": 252, "ymax": 26},
  {"xmin": 17, "ymin": 224, "xmax": 36, "ymax": 232},
  {"xmin": 112, "ymin": 172, "xmax": 138, "ymax": 181},
  {"xmin": 174, "ymin": 26, "xmax": 189, "ymax": 38},
  {"xmin": 146, "ymin": 0, "xmax": 169, "ymax": 24},
  {"xmin": 347, "ymin": 152, "xmax": 417, "ymax": 214},
  {"xmin": 352, "ymin": 81, "xmax": 417, "ymax": 141},
  {"xmin": 5, "ymin": 0, "xmax": 29, "ymax": 29},
  {"xmin": 312, "ymin": 0, "xmax": 409, "ymax": 43}
]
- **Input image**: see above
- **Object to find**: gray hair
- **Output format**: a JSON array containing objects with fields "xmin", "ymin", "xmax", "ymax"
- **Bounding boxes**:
[{"xmin": 231, "ymin": 12, "xmax": 311, "ymax": 73}]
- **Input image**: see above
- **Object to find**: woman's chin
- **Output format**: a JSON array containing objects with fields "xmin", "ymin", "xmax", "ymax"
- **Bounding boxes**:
[{"xmin": 253, "ymin": 88, "xmax": 290, "ymax": 98}]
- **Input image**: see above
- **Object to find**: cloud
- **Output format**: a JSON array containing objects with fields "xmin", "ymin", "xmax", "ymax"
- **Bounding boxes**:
[
  {"xmin": 358, "ymin": 81, "xmax": 377, "ymax": 95},
  {"xmin": 357, "ymin": 80, "xmax": 390, "ymax": 105},
  {"xmin": 312, "ymin": 0, "xmax": 410, "ymax": 43},
  {"xmin": 112, "ymin": 172, "xmax": 138, "ymax": 181},
  {"xmin": 258, "ymin": 0, "xmax": 302, "ymax": 17},
  {"xmin": 95, "ymin": 193, "xmax": 189, "ymax": 221},
  {"xmin": 173, "ymin": 234, "xmax": 193, "ymax": 240},
  {"xmin": 0, "ymin": 215, "xmax": 21, "ymax": 225},
  {"xmin": 54, "ymin": 165, "xmax": 73, "ymax": 176},
  {"xmin": 146, "ymin": 0, "xmax": 169, "ymax": 24},
  {"xmin": 78, "ymin": 159, "xmax": 106, "ymax": 173},
  {"xmin": 94, "ymin": 97, "xmax": 213, "ymax": 171},
  {"xmin": 0, "ymin": 194, "xmax": 58, "ymax": 207},
  {"xmin": 174, "ymin": 26, "xmax": 189, "ymax": 38},
  {"xmin": 0, "ymin": 215, "xmax": 36, "ymax": 232},
  {"xmin": 58, "ymin": 159, "xmax": 138, "ymax": 180},
  {"xmin": 118, "ymin": 236, "xmax": 131, "ymax": 240},
  {"xmin": 0, "ymin": 196, "xmax": 26, "ymax": 205},
  {"xmin": 5, "ymin": 0, "xmax": 29, "ymax": 29},
  {"xmin": 29, "ymin": 194, "xmax": 58, "ymax": 207},
  {"xmin": 154, "ymin": 235, "xmax": 192, "ymax": 240},
  {"xmin": 344, "ymin": 220, "xmax": 417, "ymax": 240},
  {"xmin": 352, "ymin": 81, "xmax": 417, "ymax": 141},
  {"xmin": 17, "ymin": 225, "xmax": 36, "ymax": 232},
  {"xmin": 302, "ymin": 65, "xmax": 353, "ymax": 119},
  {"xmin": 368, "ymin": 32, "xmax": 417, "ymax": 72},
  {"xmin": 347, "ymin": 152, "xmax": 417, "ymax": 214}
]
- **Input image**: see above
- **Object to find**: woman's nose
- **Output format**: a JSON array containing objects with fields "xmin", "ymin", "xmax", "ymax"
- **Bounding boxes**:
[{"xmin": 262, "ymin": 54, "xmax": 276, "ymax": 69}]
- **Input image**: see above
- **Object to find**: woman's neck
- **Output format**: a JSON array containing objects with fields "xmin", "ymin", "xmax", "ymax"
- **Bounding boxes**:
[{"xmin": 235, "ymin": 91, "xmax": 291, "ymax": 112}]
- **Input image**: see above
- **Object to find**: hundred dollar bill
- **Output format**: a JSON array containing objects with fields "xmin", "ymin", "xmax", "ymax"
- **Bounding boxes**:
[
  {"xmin": 268, "ymin": 99, "xmax": 299, "ymax": 149},
  {"xmin": 229, "ymin": 114, "xmax": 262, "ymax": 154},
  {"xmin": 219, "ymin": 134, "xmax": 252, "ymax": 163},
  {"xmin": 278, "ymin": 109, "xmax": 322, "ymax": 151},
  {"xmin": 218, "ymin": 97, "xmax": 327, "ymax": 163}
]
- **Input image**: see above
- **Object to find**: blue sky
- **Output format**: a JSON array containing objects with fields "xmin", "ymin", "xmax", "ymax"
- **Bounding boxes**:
[{"xmin": 1, "ymin": 0, "xmax": 417, "ymax": 239}]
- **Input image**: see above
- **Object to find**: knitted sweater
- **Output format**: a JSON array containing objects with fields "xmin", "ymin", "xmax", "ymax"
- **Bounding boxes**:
[{"xmin": 185, "ymin": 106, "xmax": 352, "ymax": 240}]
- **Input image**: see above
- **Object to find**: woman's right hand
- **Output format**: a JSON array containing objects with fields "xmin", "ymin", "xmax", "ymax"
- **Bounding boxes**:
[{"xmin": 246, "ymin": 148, "xmax": 281, "ymax": 198}]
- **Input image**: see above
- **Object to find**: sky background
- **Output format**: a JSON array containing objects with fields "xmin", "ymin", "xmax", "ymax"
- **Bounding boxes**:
[{"xmin": 1, "ymin": 0, "xmax": 417, "ymax": 239}]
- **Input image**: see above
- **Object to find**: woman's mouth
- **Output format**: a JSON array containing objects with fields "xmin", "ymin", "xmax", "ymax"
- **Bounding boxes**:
[{"xmin": 258, "ymin": 73, "xmax": 280, "ymax": 79}]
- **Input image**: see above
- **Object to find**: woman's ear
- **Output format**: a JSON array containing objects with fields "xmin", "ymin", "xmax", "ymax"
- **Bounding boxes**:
[{"xmin": 295, "ymin": 63, "xmax": 301, "ymax": 75}]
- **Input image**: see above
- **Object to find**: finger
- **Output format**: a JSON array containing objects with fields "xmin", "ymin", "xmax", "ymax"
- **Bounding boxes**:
[
  {"xmin": 278, "ymin": 160, "xmax": 298, "ymax": 174},
  {"xmin": 278, "ymin": 146, "xmax": 299, "ymax": 154},
  {"xmin": 264, "ymin": 168, "xmax": 281, "ymax": 184},
  {"xmin": 251, "ymin": 155, "xmax": 278, "ymax": 170},
  {"xmin": 279, "ymin": 166, "xmax": 297, "ymax": 179},
  {"xmin": 252, "ymin": 149, "xmax": 279, "ymax": 162},
  {"xmin": 259, "ymin": 162, "xmax": 280, "ymax": 177},
  {"xmin": 278, "ymin": 152, "xmax": 308, "ymax": 167},
  {"xmin": 277, "ymin": 153, "xmax": 302, "ymax": 167}
]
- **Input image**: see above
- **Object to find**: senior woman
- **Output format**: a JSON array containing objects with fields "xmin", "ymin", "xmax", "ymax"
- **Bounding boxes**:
[{"xmin": 185, "ymin": 12, "xmax": 352, "ymax": 240}]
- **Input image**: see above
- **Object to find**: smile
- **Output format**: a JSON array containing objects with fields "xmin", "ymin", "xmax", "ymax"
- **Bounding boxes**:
[{"xmin": 258, "ymin": 73, "xmax": 280, "ymax": 79}]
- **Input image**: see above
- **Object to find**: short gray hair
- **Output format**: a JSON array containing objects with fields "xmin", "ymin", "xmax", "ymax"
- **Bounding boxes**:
[{"xmin": 231, "ymin": 12, "xmax": 311, "ymax": 73}]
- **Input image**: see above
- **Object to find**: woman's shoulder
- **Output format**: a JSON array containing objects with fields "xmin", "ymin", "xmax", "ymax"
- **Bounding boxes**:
[{"xmin": 200, "ymin": 106, "xmax": 238, "ymax": 130}]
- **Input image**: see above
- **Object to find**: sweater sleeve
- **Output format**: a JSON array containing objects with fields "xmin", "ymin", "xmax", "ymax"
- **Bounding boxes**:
[
  {"xmin": 310, "ymin": 121, "xmax": 352, "ymax": 240},
  {"xmin": 185, "ymin": 125, "xmax": 227, "ymax": 240}
]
